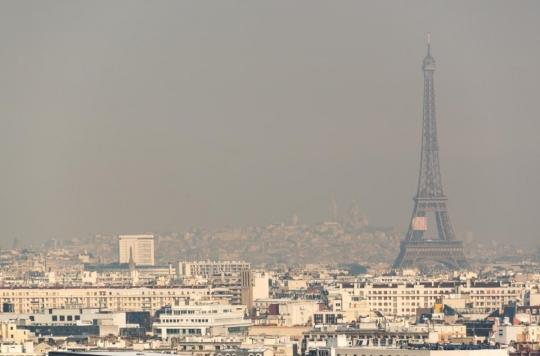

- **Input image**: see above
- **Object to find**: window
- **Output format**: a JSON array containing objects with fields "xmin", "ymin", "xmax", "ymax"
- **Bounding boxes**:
[{"xmin": 52, "ymin": 315, "xmax": 58, "ymax": 321}]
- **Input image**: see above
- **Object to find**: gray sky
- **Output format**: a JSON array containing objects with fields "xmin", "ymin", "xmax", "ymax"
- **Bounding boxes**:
[{"xmin": 0, "ymin": 1, "xmax": 539, "ymax": 246}]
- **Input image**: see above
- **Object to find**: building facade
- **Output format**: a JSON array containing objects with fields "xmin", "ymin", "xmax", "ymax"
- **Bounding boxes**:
[
  {"xmin": 178, "ymin": 261, "xmax": 250, "ymax": 277},
  {"xmin": 118, "ymin": 234, "xmax": 155, "ymax": 266},
  {"xmin": 153, "ymin": 303, "xmax": 251, "ymax": 338},
  {"xmin": 333, "ymin": 281, "xmax": 522, "ymax": 317},
  {"xmin": 0, "ymin": 287, "xmax": 218, "ymax": 313}
]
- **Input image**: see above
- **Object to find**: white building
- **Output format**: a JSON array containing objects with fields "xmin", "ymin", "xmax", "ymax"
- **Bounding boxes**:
[
  {"xmin": 334, "ymin": 281, "xmax": 521, "ymax": 317},
  {"xmin": 254, "ymin": 299, "xmax": 319, "ymax": 326},
  {"xmin": 153, "ymin": 303, "xmax": 251, "ymax": 338},
  {"xmin": 253, "ymin": 272, "xmax": 270, "ymax": 301},
  {"xmin": 0, "ymin": 308, "xmax": 129, "ymax": 337},
  {"xmin": 0, "ymin": 286, "xmax": 217, "ymax": 313},
  {"xmin": 494, "ymin": 324, "xmax": 540, "ymax": 345},
  {"xmin": 177, "ymin": 261, "xmax": 250, "ymax": 277},
  {"xmin": 118, "ymin": 235, "xmax": 155, "ymax": 266}
]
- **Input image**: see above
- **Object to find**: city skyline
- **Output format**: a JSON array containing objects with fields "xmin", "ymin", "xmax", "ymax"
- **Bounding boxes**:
[
  {"xmin": 1, "ymin": 2, "xmax": 540, "ymax": 353},
  {"xmin": 0, "ymin": 1, "xmax": 539, "ymax": 245}
]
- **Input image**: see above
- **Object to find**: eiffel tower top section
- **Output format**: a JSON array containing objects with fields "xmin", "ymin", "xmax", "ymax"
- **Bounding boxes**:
[
  {"xmin": 422, "ymin": 33, "xmax": 436, "ymax": 71},
  {"xmin": 416, "ymin": 33, "xmax": 444, "ymax": 199}
]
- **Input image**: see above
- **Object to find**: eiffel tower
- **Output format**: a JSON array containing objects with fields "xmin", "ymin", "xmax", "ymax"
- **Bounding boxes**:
[{"xmin": 393, "ymin": 35, "xmax": 468, "ymax": 270}]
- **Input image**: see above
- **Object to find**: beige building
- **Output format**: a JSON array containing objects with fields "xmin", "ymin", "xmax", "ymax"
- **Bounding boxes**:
[
  {"xmin": 239, "ymin": 270, "xmax": 270, "ymax": 310},
  {"xmin": 432, "ymin": 324, "xmax": 467, "ymax": 343},
  {"xmin": 0, "ymin": 321, "xmax": 30, "ymax": 343},
  {"xmin": 285, "ymin": 278, "xmax": 308, "ymax": 290},
  {"xmin": 118, "ymin": 234, "xmax": 155, "ymax": 265},
  {"xmin": 494, "ymin": 324, "xmax": 540, "ymax": 345},
  {"xmin": 177, "ymin": 260, "xmax": 250, "ymax": 277},
  {"xmin": 255, "ymin": 299, "xmax": 319, "ymax": 326},
  {"xmin": 253, "ymin": 272, "xmax": 270, "ymax": 301},
  {"xmin": 335, "ymin": 281, "xmax": 522, "ymax": 317},
  {"xmin": 0, "ymin": 287, "xmax": 220, "ymax": 313}
]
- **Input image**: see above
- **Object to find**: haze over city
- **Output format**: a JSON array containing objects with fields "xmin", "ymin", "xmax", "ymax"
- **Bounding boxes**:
[
  {"xmin": 0, "ymin": 0, "xmax": 539, "ymax": 246},
  {"xmin": 4, "ymin": 2, "xmax": 540, "ymax": 356}
]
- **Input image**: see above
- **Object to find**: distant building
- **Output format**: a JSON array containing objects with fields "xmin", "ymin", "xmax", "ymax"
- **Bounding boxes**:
[
  {"xmin": 0, "ymin": 287, "xmax": 219, "ymax": 313},
  {"xmin": 0, "ymin": 308, "xmax": 132, "ymax": 337},
  {"xmin": 253, "ymin": 272, "xmax": 270, "ymax": 301},
  {"xmin": 254, "ymin": 299, "xmax": 320, "ymax": 326},
  {"xmin": 153, "ymin": 303, "xmax": 251, "ymax": 338},
  {"xmin": 494, "ymin": 324, "xmax": 540, "ymax": 345},
  {"xmin": 239, "ymin": 270, "xmax": 269, "ymax": 311},
  {"xmin": 333, "ymin": 280, "xmax": 521, "ymax": 317},
  {"xmin": 177, "ymin": 260, "xmax": 250, "ymax": 277},
  {"xmin": 118, "ymin": 234, "xmax": 155, "ymax": 266},
  {"xmin": 0, "ymin": 321, "xmax": 30, "ymax": 343}
]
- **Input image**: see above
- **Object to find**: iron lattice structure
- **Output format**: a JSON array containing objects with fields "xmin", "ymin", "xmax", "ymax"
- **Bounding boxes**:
[{"xmin": 393, "ymin": 36, "xmax": 468, "ymax": 270}]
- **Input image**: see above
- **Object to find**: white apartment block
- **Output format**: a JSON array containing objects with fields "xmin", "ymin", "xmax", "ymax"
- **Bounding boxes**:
[
  {"xmin": 118, "ymin": 234, "xmax": 155, "ymax": 265},
  {"xmin": 0, "ymin": 287, "xmax": 219, "ymax": 313},
  {"xmin": 178, "ymin": 261, "xmax": 250, "ymax": 277},
  {"xmin": 153, "ymin": 303, "xmax": 251, "ymax": 338},
  {"xmin": 335, "ymin": 281, "xmax": 522, "ymax": 317}
]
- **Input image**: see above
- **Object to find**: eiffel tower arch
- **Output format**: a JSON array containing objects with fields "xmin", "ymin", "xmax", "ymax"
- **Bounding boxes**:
[{"xmin": 393, "ymin": 35, "xmax": 468, "ymax": 270}]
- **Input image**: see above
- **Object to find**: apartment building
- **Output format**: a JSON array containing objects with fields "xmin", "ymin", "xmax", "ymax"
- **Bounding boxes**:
[
  {"xmin": 460, "ymin": 282, "xmax": 522, "ymax": 309},
  {"xmin": 178, "ymin": 261, "xmax": 250, "ymax": 277},
  {"xmin": 0, "ymin": 287, "xmax": 219, "ymax": 313},
  {"xmin": 334, "ymin": 281, "xmax": 522, "ymax": 317},
  {"xmin": 254, "ymin": 299, "xmax": 320, "ymax": 326},
  {"xmin": 153, "ymin": 303, "xmax": 251, "ymax": 338},
  {"xmin": 118, "ymin": 235, "xmax": 155, "ymax": 266}
]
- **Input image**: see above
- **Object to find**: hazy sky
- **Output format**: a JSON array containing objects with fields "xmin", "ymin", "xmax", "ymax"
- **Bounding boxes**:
[{"xmin": 0, "ymin": 1, "xmax": 539, "ymax": 245}]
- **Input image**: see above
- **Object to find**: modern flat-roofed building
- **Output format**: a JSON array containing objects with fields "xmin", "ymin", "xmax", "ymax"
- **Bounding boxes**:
[
  {"xmin": 118, "ymin": 234, "xmax": 155, "ymax": 266},
  {"xmin": 153, "ymin": 303, "xmax": 251, "ymax": 338},
  {"xmin": 0, "ymin": 308, "xmax": 132, "ymax": 337}
]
